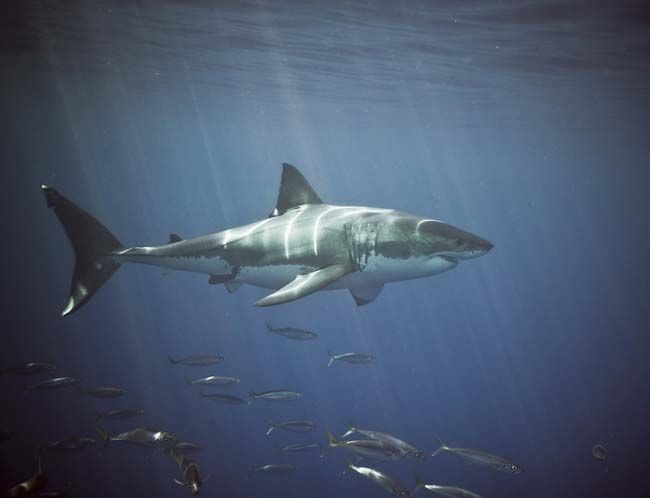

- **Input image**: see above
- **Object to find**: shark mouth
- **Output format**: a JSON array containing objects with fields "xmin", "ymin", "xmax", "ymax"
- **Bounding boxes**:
[{"xmin": 439, "ymin": 255, "xmax": 458, "ymax": 264}]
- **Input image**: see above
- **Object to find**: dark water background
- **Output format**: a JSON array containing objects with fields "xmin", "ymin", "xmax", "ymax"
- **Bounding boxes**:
[{"xmin": 1, "ymin": 1, "xmax": 649, "ymax": 497}]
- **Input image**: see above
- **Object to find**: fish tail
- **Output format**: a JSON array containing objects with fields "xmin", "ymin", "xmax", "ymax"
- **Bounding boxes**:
[
  {"xmin": 96, "ymin": 427, "xmax": 111, "ymax": 447},
  {"xmin": 184, "ymin": 376, "xmax": 192, "ymax": 385},
  {"xmin": 247, "ymin": 391, "xmax": 256, "ymax": 404},
  {"xmin": 341, "ymin": 421, "xmax": 356, "ymax": 438},
  {"xmin": 327, "ymin": 352, "xmax": 335, "ymax": 367},
  {"xmin": 42, "ymin": 185, "xmax": 124, "ymax": 316},
  {"xmin": 326, "ymin": 431, "xmax": 338, "ymax": 448},
  {"xmin": 431, "ymin": 436, "xmax": 448, "ymax": 458},
  {"xmin": 266, "ymin": 419, "xmax": 275, "ymax": 436},
  {"xmin": 168, "ymin": 356, "xmax": 177, "ymax": 364},
  {"xmin": 265, "ymin": 321, "xmax": 274, "ymax": 332},
  {"xmin": 414, "ymin": 473, "xmax": 425, "ymax": 493}
]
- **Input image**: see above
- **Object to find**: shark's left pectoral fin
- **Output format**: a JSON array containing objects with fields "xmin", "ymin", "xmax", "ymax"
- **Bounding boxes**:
[
  {"xmin": 256, "ymin": 264, "xmax": 352, "ymax": 307},
  {"xmin": 349, "ymin": 283, "xmax": 384, "ymax": 306}
]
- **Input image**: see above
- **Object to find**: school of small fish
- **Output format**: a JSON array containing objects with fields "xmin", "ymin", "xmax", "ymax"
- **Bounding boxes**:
[{"xmin": 1, "ymin": 321, "xmax": 536, "ymax": 497}]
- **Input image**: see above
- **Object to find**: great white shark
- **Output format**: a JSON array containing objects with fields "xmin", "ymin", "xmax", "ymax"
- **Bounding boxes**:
[{"xmin": 43, "ymin": 163, "xmax": 493, "ymax": 316}]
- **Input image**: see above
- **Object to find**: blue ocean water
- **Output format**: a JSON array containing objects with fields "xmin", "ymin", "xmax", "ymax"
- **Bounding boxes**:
[{"xmin": 1, "ymin": 1, "xmax": 649, "ymax": 497}]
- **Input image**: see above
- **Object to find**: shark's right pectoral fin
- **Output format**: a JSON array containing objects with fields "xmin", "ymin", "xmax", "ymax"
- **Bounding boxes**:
[{"xmin": 256, "ymin": 264, "xmax": 352, "ymax": 307}]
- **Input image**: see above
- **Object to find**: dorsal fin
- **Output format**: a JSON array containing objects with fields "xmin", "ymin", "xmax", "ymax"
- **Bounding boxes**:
[
  {"xmin": 270, "ymin": 163, "xmax": 323, "ymax": 217},
  {"xmin": 168, "ymin": 233, "xmax": 183, "ymax": 243}
]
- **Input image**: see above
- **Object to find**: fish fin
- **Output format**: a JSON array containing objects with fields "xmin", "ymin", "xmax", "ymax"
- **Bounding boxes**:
[
  {"xmin": 431, "ymin": 436, "xmax": 448, "ymax": 458},
  {"xmin": 184, "ymin": 376, "xmax": 192, "ymax": 385},
  {"xmin": 172, "ymin": 478, "xmax": 185, "ymax": 487},
  {"xmin": 326, "ymin": 431, "xmax": 338, "ymax": 448},
  {"xmin": 42, "ymin": 185, "xmax": 124, "ymax": 316},
  {"xmin": 414, "ymin": 473, "xmax": 425, "ymax": 492},
  {"xmin": 208, "ymin": 273, "xmax": 233, "ymax": 285},
  {"xmin": 266, "ymin": 419, "xmax": 275, "ymax": 436},
  {"xmin": 271, "ymin": 163, "xmax": 323, "ymax": 217},
  {"xmin": 168, "ymin": 356, "xmax": 177, "ymax": 364},
  {"xmin": 265, "ymin": 321, "xmax": 274, "ymax": 332},
  {"xmin": 256, "ymin": 264, "xmax": 353, "ymax": 307},
  {"xmin": 349, "ymin": 283, "xmax": 384, "ymax": 306},
  {"xmin": 247, "ymin": 391, "xmax": 256, "ymax": 405},
  {"xmin": 224, "ymin": 281, "xmax": 242, "ymax": 293},
  {"xmin": 341, "ymin": 421, "xmax": 356, "ymax": 438},
  {"xmin": 168, "ymin": 233, "xmax": 183, "ymax": 243},
  {"xmin": 327, "ymin": 352, "xmax": 335, "ymax": 367},
  {"xmin": 96, "ymin": 427, "xmax": 111, "ymax": 447}
]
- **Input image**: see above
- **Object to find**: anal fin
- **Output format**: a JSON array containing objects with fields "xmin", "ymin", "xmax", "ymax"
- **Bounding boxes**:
[
  {"xmin": 349, "ymin": 283, "xmax": 384, "ymax": 306},
  {"xmin": 256, "ymin": 264, "xmax": 352, "ymax": 307}
]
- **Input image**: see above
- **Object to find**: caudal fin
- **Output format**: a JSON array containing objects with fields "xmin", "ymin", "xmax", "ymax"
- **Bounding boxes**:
[
  {"xmin": 431, "ymin": 436, "xmax": 448, "ymax": 458},
  {"xmin": 414, "ymin": 473, "xmax": 426, "ymax": 494},
  {"xmin": 326, "ymin": 431, "xmax": 338, "ymax": 448},
  {"xmin": 266, "ymin": 419, "xmax": 275, "ymax": 436},
  {"xmin": 96, "ymin": 427, "xmax": 111, "ymax": 447},
  {"xmin": 327, "ymin": 352, "xmax": 335, "ymax": 367},
  {"xmin": 265, "ymin": 322, "xmax": 274, "ymax": 332},
  {"xmin": 42, "ymin": 185, "xmax": 124, "ymax": 316}
]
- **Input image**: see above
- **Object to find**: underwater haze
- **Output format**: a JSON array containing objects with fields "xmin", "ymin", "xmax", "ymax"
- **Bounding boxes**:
[{"xmin": 2, "ymin": 1, "xmax": 649, "ymax": 497}]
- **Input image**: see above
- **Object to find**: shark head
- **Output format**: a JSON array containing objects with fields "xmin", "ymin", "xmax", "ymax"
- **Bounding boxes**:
[{"xmin": 414, "ymin": 218, "xmax": 494, "ymax": 262}]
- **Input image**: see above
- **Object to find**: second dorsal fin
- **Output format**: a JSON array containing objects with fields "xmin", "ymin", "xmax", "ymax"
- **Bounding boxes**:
[
  {"xmin": 270, "ymin": 163, "xmax": 323, "ymax": 217},
  {"xmin": 168, "ymin": 233, "xmax": 183, "ymax": 243}
]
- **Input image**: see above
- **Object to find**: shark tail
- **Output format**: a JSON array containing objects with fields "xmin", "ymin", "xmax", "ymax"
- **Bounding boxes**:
[
  {"xmin": 431, "ymin": 436, "xmax": 448, "ymax": 458},
  {"xmin": 42, "ymin": 185, "xmax": 124, "ymax": 317}
]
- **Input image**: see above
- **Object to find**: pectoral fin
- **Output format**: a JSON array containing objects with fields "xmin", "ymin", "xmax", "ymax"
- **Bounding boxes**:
[
  {"xmin": 256, "ymin": 264, "xmax": 352, "ymax": 307},
  {"xmin": 349, "ymin": 283, "xmax": 384, "ymax": 306},
  {"xmin": 173, "ymin": 478, "xmax": 185, "ymax": 486}
]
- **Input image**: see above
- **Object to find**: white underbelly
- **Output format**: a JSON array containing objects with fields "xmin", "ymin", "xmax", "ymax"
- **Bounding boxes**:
[{"xmin": 237, "ymin": 264, "xmax": 317, "ymax": 290}]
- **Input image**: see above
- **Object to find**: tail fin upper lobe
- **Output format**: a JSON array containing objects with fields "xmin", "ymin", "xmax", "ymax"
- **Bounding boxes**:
[{"xmin": 42, "ymin": 185, "xmax": 124, "ymax": 316}]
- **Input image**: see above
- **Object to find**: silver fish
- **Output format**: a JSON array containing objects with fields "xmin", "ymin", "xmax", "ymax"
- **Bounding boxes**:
[
  {"xmin": 25, "ymin": 377, "xmax": 79, "ymax": 390},
  {"xmin": 185, "ymin": 375, "xmax": 240, "ymax": 386},
  {"xmin": 342, "ymin": 425, "xmax": 423, "ymax": 459},
  {"xmin": 346, "ymin": 460, "xmax": 412, "ymax": 497},
  {"xmin": 200, "ymin": 392, "xmax": 246, "ymax": 405},
  {"xmin": 43, "ymin": 437, "xmax": 95, "ymax": 453},
  {"xmin": 249, "ymin": 390, "xmax": 303, "ymax": 403},
  {"xmin": 266, "ymin": 419, "xmax": 316, "ymax": 436},
  {"xmin": 265, "ymin": 322, "xmax": 318, "ymax": 340},
  {"xmin": 0, "ymin": 362, "xmax": 56, "ymax": 375},
  {"xmin": 432, "ymin": 438, "xmax": 523, "ymax": 474},
  {"xmin": 168, "ymin": 448, "xmax": 206, "ymax": 495},
  {"xmin": 281, "ymin": 442, "xmax": 321, "ymax": 453},
  {"xmin": 97, "ymin": 427, "xmax": 177, "ymax": 450},
  {"xmin": 168, "ymin": 355, "xmax": 224, "ymax": 366},
  {"xmin": 80, "ymin": 386, "xmax": 126, "ymax": 398},
  {"xmin": 414, "ymin": 476, "xmax": 482, "ymax": 498},
  {"xmin": 248, "ymin": 464, "xmax": 296, "ymax": 476},
  {"xmin": 95, "ymin": 409, "xmax": 144, "ymax": 421},
  {"xmin": 327, "ymin": 432, "xmax": 402, "ymax": 461},
  {"xmin": 174, "ymin": 441, "xmax": 203, "ymax": 453},
  {"xmin": 327, "ymin": 352, "xmax": 375, "ymax": 367}
]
